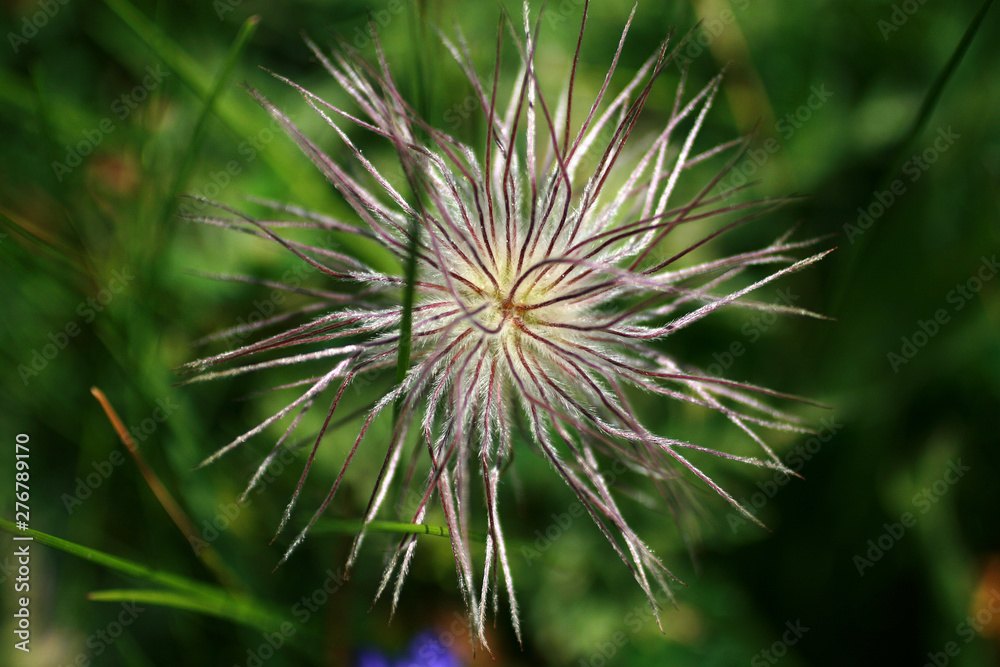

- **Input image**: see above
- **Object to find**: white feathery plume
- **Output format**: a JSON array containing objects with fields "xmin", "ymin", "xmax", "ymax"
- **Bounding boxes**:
[{"xmin": 182, "ymin": 1, "xmax": 828, "ymax": 648}]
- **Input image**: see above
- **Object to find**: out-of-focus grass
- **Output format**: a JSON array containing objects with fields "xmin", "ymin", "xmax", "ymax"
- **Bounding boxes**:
[{"xmin": 1, "ymin": 1, "xmax": 998, "ymax": 666}]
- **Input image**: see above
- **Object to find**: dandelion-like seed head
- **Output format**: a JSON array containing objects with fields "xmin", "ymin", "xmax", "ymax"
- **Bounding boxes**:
[{"xmin": 183, "ymin": 1, "xmax": 828, "ymax": 648}]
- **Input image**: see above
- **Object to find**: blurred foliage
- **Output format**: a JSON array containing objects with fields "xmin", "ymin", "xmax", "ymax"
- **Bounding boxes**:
[{"xmin": 1, "ymin": 0, "xmax": 999, "ymax": 665}]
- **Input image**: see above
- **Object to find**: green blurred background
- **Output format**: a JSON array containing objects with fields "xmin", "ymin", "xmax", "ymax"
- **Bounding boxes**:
[{"xmin": 2, "ymin": 0, "xmax": 999, "ymax": 665}]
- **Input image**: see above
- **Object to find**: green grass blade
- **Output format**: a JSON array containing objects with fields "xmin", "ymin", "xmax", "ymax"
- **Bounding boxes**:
[
  {"xmin": 157, "ymin": 15, "xmax": 260, "ymax": 230},
  {"xmin": 314, "ymin": 517, "xmax": 488, "ymax": 542},
  {"xmin": 96, "ymin": 0, "xmax": 314, "ymax": 202},
  {"xmin": 1, "ymin": 517, "xmax": 218, "ymax": 599},
  {"xmin": 87, "ymin": 588, "xmax": 287, "ymax": 636},
  {"xmin": 0, "ymin": 518, "xmax": 325, "ymax": 654},
  {"xmin": 391, "ymin": 166, "xmax": 423, "ymax": 426},
  {"xmin": 394, "ymin": 215, "xmax": 419, "ymax": 387},
  {"xmin": 0, "ymin": 518, "xmax": 286, "ymax": 634},
  {"xmin": 0, "ymin": 66, "xmax": 33, "ymax": 116},
  {"xmin": 892, "ymin": 0, "xmax": 995, "ymax": 156},
  {"xmin": 96, "ymin": 0, "xmax": 395, "ymax": 273},
  {"xmin": 830, "ymin": 0, "xmax": 996, "ymax": 315},
  {"xmin": 391, "ymin": 3, "xmax": 438, "ymax": 421}
]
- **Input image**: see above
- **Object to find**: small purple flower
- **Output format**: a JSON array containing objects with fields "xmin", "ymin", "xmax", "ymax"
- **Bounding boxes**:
[
  {"xmin": 356, "ymin": 632, "xmax": 461, "ymax": 667},
  {"xmin": 354, "ymin": 649, "xmax": 392, "ymax": 667}
]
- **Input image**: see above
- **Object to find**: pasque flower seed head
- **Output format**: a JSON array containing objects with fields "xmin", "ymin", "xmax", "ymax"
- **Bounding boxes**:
[{"xmin": 182, "ymin": 1, "xmax": 828, "ymax": 647}]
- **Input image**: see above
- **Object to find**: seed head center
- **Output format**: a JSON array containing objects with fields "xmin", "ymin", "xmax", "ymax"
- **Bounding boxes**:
[
  {"xmin": 456, "ymin": 264, "xmax": 569, "ymax": 337},
  {"xmin": 493, "ymin": 292, "xmax": 530, "ymax": 329}
]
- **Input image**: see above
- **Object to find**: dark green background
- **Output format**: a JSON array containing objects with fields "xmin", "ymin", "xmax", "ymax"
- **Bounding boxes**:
[{"xmin": 2, "ymin": 0, "xmax": 998, "ymax": 665}]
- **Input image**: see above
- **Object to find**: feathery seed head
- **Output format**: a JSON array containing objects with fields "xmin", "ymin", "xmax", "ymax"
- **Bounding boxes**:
[{"xmin": 183, "ymin": 1, "xmax": 828, "ymax": 648}]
